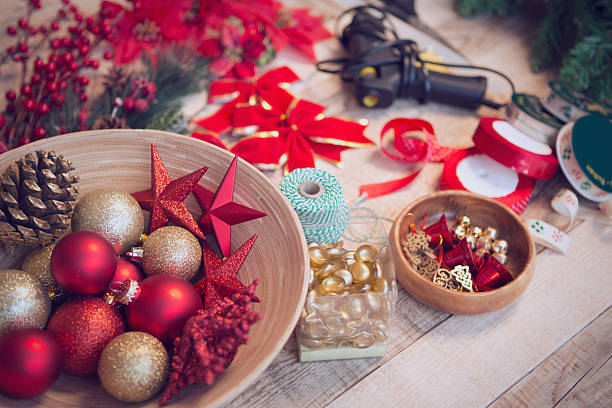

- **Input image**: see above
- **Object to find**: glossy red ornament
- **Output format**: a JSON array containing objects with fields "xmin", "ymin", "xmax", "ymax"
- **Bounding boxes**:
[
  {"xmin": 0, "ymin": 328, "xmax": 62, "ymax": 399},
  {"xmin": 473, "ymin": 253, "xmax": 513, "ymax": 291},
  {"xmin": 125, "ymin": 275, "xmax": 202, "ymax": 346},
  {"xmin": 111, "ymin": 257, "xmax": 144, "ymax": 284},
  {"xmin": 424, "ymin": 214, "xmax": 454, "ymax": 249},
  {"xmin": 47, "ymin": 297, "xmax": 125, "ymax": 376},
  {"xmin": 51, "ymin": 231, "xmax": 117, "ymax": 295}
]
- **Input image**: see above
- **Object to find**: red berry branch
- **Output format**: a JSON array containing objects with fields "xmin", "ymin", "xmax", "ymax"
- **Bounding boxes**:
[{"xmin": 159, "ymin": 280, "xmax": 262, "ymax": 406}]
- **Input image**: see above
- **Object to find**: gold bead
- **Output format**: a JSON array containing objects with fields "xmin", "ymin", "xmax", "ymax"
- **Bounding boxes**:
[
  {"xmin": 493, "ymin": 252, "xmax": 507, "ymax": 265},
  {"xmin": 142, "ymin": 226, "xmax": 202, "ymax": 280},
  {"xmin": 342, "ymin": 251, "xmax": 356, "ymax": 261},
  {"xmin": 332, "ymin": 269, "xmax": 353, "ymax": 286},
  {"xmin": 483, "ymin": 226, "xmax": 498, "ymax": 240},
  {"xmin": 349, "ymin": 261, "xmax": 374, "ymax": 283},
  {"xmin": 309, "ymin": 247, "xmax": 329, "ymax": 266},
  {"xmin": 327, "ymin": 247, "xmax": 343, "ymax": 257},
  {"xmin": 492, "ymin": 239, "xmax": 509, "ymax": 254},
  {"xmin": 364, "ymin": 291, "xmax": 382, "ymax": 312},
  {"xmin": 455, "ymin": 215, "xmax": 471, "ymax": 227},
  {"xmin": 371, "ymin": 277, "xmax": 390, "ymax": 293},
  {"xmin": 353, "ymin": 333, "xmax": 374, "ymax": 349},
  {"xmin": 308, "ymin": 242, "xmax": 321, "ymax": 249},
  {"xmin": 474, "ymin": 248, "xmax": 488, "ymax": 260},
  {"xmin": 355, "ymin": 245, "xmax": 378, "ymax": 262},
  {"xmin": 470, "ymin": 226, "xmax": 483, "ymax": 237},
  {"xmin": 309, "ymin": 267, "xmax": 316, "ymax": 287},
  {"xmin": 321, "ymin": 276, "xmax": 346, "ymax": 293},
  {"xmin": 340, "ymin": 296, "xmax": 365, "ymax": 319},
  {"xmin": 476, "ymin": 236, "xmax": 492, "ymax": 251},
  {"xmin": 348, "ymin": 283, "xmax": 370, "ymax": 293},
  {"xmin": 373, "ymin": 330, "xmax": 387, "ymax": 343},
  {"xmin": 371, "ymin": 319, "xmax": 389, "ymax": 333},
  {"xmin": 98, "ymin": 331, "xmax": 169, "ymax": 403},
  {"xmin": 317, "ymin": 281, "xmax": 328, "ymax": 296},
  {"xmin": 453, "ymin": 225, "xmax": 467, "ymax": 240}
]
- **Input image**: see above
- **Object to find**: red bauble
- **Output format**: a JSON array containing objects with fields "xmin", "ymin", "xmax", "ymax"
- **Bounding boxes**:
[
  {"xmin": 111, "ymin": 257, "xmax": 144, "ymax": 284},
  {"xmin": 51, "ymin": 231, "xmax": 117, "ymax": 295},
  {"xmin": 47, "ymin": 297, "xmax": 125, "ymax": 376},
  {"xmin": 0, "ymin": 328, "xmax": 62, "ymax": 399},
  {"xmin": 125, "ymin": 275, "xmax": 202, "ymax": 346}
]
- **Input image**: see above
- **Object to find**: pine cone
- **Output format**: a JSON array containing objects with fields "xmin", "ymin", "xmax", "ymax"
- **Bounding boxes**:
[
  {"xmin": 92, "ymin": 115, "xmax": 129, "ymax": 130},
  {"xmin": 0, "ymin": 151, "xmax": 79, "ymax": 249}
]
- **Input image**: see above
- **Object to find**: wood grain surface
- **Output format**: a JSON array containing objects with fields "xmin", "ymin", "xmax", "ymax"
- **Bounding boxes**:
[{"xmin": 0, "ymin": 0, "xmax": 610, "ymax": 407}]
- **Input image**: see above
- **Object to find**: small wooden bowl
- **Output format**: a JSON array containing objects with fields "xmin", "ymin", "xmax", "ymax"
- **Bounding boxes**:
[
  {"xmin": 0, "ymin": 130, "xmax": 309, "ymax": 408},
  {"xmin": 390, "ymin": 190, "xmax": 535, "ymax": 314}
]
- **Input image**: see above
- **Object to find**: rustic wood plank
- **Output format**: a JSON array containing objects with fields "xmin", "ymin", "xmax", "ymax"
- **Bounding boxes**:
[
  {"xmin": 489, "ymin": 307, "xmax": 612, "ymax": 408},
  {"xmin": 555, "ymin": 355, "xmax": 612, "ymax": 408}
]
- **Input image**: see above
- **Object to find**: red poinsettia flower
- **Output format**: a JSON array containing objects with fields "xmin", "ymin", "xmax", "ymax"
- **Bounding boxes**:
[
  {"xmin": 110, "ymin": 0, "xmax": 192, "ymax": 64},
  {"xmin": 198, "ymin": 19, "xmax": 267, "ymax": 79},
  {"xmin": 230, "ymin": 99, "xmax": 373, "ymax": 171},
  {"xmin": 274, "ymin": 8, "xmax": 332, "ymax": 61}
]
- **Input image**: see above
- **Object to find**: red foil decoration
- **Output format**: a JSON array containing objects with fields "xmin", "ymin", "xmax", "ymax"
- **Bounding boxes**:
[
  {"xmin": 51, "ymin": 231, "xmax": 117, "ymax": 295},
  {"xmin": 111, "ymin": 257, "xmax": 145, "ymax": 284},
  {"xmin": 473, "ymin": 253, "xmax": 514, "ymax": 291},
  {"xmin": 47, "ymin": 297, "xmax": 125, "ymax": 376},
  {"xmin": 193, "ymin": 157, "xmax": 266, "ymax": 258},
  {"xmin": 442, "ymin": 238, "xmax": 478, "ymax": 272},
  {"xmin": 159, "ymin": 280, "xmax": 261, "ymax": 406},
  {"xmin": 124, "ymin": 275, "xmax": 202, "ymax": 346},
  {"xmin": 423, "ymin": 214, "xmax": 454, "ymax": 249},
  {"xmin": 0, "ymin": 328, "xmax": 62, "ymax": 398},
  {"xmin": 132, "ymin": 144, "xmax": 208, "ymax": 239}
]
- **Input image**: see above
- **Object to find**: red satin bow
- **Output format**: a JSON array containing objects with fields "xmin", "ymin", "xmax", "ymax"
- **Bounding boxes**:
[
  {"xmin": 194, "ymin": 66, "xmax": 300, "ymax": 133},
  {"xmin": 359, "ymin": 118, "xmax": 462, "ymax": 198}
]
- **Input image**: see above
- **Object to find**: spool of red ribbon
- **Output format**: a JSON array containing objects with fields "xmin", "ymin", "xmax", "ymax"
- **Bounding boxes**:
[
  {"xmin": 440, "ymin": 147, "xmax": 535, "ymax": 214},
  {"xmin": 359, "ymin": 118, "xmax": 462, "ymax": 198},
  {"xmin": 473, "ymin": 117, "xmax": 559, "ymax": 180}
]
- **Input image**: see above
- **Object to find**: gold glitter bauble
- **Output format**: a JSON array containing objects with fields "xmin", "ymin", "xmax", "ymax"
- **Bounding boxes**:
[
  {"xmin": 98, "ymin": 331, "xmax": 169, "ymax": 403},
  {"xmin": 142, "ymin": 226, "xmax": 202, "ymax": 280},
  {"xmin": 72, "ymin": 188, "xmax": 144, "ymax": 254},
  {"xmin": 21, "ymin": 244, "xmax": 61, "ymax": 300},
  {"xmin": 0, "ymin": 269, "xmax": 51, "ymax": 335}
]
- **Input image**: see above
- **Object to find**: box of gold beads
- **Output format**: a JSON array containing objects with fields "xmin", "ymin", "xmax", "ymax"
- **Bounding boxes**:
[{"xmin": 297, "ymin": 241, "xmax": 397, "ymax": 361}]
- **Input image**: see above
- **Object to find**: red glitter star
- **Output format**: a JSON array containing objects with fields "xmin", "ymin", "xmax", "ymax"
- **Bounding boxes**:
[
  {"xmin": 132, "ymin": 144, "xmax": 207, "ymax": 238},
  {"xmin": 194, "ymin": 234, "xmax": 259, "ymax": 310},
  {"xmin": 193, "ymin": 156, "xmax": 266, "ymax": 257}
]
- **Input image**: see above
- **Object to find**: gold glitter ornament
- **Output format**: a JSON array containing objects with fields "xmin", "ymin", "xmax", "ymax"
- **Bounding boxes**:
[
  {"xmin": 0, "ymin": 269, "xmax": 51, "ymax": 335},
  {"xmin": 21, "ymin": 243, "xmax": 62, "ymax": 300},
  {"xmin": 98, "ymin": 331, "xmax": 169, "ymax": 403},
  {"xmin": 142, "ymin": 226, "xmax": 202, "ymax": 280},
  {"xmin": 72, "ymin": 188, "xmax": 144, "ymax": 254}
]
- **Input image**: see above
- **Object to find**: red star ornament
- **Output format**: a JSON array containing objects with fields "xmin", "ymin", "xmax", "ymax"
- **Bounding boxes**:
[
  {"xmin": 132, "ymin": 144, "xmax": 207, "ymax": 239},
  {"xmin": 193, "ymin": 156, "xmax": 266, "ymax": 258},
  {"xmin": 194, "ymin": 234, "xmax": 259, "ymax": 310}
]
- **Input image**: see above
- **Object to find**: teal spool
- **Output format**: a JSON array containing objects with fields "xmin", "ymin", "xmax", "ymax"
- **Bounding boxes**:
[{"xmin": 280, "ymin": 168, "xmax": 349, "ymax": 243}]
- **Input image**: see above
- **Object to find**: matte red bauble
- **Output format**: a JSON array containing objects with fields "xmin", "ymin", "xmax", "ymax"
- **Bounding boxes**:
[
  {"xmin": 51, "ymin": 231, "xmax": 117, "ymax": 295},
  {"xmin": 47, "ymin": 297, "xmax": 125, "ymax": 376},
  {"xmin": 125, "ymin": 275, "xmax": 202, "ymax": 346},
  {"xmin": 111, "ymin": 257, "xmax": 144, "ymax": 284},
  {"xmin": 0, "ymin": 328, "xmax": 62, "ymax": 398}
]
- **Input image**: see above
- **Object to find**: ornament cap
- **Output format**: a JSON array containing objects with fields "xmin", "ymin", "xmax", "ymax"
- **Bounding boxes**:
[{"xmin": 104, "ymin": 279, "xmax": 141, "ymax": 306}]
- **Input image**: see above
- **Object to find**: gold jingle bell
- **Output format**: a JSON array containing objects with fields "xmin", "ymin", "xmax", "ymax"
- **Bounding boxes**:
[
  {"xmin": 483, "ymin": 226, "xmax": 498, "ymax": 240},
  {"xmin": 476, "ymin": 236, "xmax": 492, "ymax": 251},
  {"xmin": 492, "ymin": 239, "xmax": 509, "ymax": 254},
  {"xmin": 455, "ymin": 215, "xmax": 470, "ymax": 227}
]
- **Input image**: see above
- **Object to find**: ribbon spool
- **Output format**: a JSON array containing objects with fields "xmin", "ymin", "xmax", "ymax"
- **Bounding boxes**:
[
  {"xmin": 541, "ymin": 81, "xmax": 612, "ymax": 123},
  {"xmin": 504, "ymin": 93, "xmax": 564, "ymax": 146},
  {"xmin": 280, "ymin": 168, "xmax": 349, "ymax": 243},
  {"xmin": 440, "ymin": 147, "xmax": 535, "ymax": 214},
  {"xmin": 556, "ymin": 121, "xmax": 612, "ymax": 203},
  {"xmin": 473, "ymin": 117, "xmax": 558, "ymax": 180}
]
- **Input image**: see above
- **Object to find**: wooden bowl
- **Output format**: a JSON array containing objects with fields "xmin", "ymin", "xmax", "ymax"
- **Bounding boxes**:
[
  {"xmin": 0, "ymin": 130, "xmax": 309, "ymax": 408},
  {"xmin": 390, "ymin": 190, "xmax": 535, "ymax": 314}
]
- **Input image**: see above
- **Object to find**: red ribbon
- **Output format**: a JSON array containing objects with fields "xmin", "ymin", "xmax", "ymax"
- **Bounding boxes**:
[{"xmin": 359, "ymin": 118, "xmax": 462, "ymax": 198}]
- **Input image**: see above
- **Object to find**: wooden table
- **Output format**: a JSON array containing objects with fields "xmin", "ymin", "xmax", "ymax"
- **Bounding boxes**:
[{"xmin": 1, "ymin": 1, "xmax": 610, "ymax": 407}]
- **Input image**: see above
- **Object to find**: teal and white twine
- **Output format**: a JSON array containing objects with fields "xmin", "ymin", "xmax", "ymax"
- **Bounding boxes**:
[{"xmin": 280, "ymin": 168, "xmax": 349, "ymax": 243}]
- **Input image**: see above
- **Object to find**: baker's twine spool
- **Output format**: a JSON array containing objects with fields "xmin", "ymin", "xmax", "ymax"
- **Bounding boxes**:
[{"xmin": 280, "ymin": 168, "xmax": 349, "ymax": 243}]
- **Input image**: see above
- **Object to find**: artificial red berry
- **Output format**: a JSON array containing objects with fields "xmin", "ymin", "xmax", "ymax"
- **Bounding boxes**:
[
  {"xmin": 23, "ymin": 99, "xmax": 35, "ymax": 111},
  {"xmin": 33, "ymin": 126, "xmax": 47, "ymax": 139},
  {"xmin": 5, "ymin": 90, "xmax": 16, "ymax": 101},
  {"xmin": 86, "ymin": 16, "xmax": 95, "ymax": 26},
  {"xmin": 18, "ymin": 137, "xmax": 30, "ymax": 146},
  {"xmin": 29, "ymin": 26, "xmax": 38, "ymax": 35},
  {"xmin": 48, "ymin": 53, "xmax": 58, "ymax": 62},
  {"xmin": 21, "ymin": 85, "xmax": 33, "ymax": 96},
  {"xmin": 18, "ymin": 19, "xmax": 28, "ymax": 29},
  {"xmin": 37, "ymin": 103, "xmax": 50, "ymax": 115},
  {"xmin": 46, "ymin": 61, "xmax": 57, "ymax": 72},
  {"xmin": 46, "ymin": 72, "xmax": 56, "ymax": 81},
  {"xmin": 63, "ymin": 0, "xmax": 70, "ymax": 4},
  {"xmin": 51, "ymin": 93, "xmax": 64, "ymax": 106},
  {"xmin": 68, "ymin": 61, "xmax": 79, "ymax": 71},
  {"xmin": 79, "ymin": 93, "xmax": 87, "ymax": 102},
  {"xmin": 50, "ymin": 22, "xmax": 60, "ymax": 31},
  {"xmin": 34, "ymin": 59, "xmax": 45, "ymax": 71},
  {"xmin": 69, "ymin": 5, "xmax": 76, "ymax": 11},
  {"xmin": 58, "ymin": 80, "xmax": 68, "ymax": 90},
  {"xmin": 0, "ymin": 141, "xmax": 8, "ymax": 154},
  {"xmin": 31, "ymin": 74, "xmax": 42, "ymax": 84},
  {"xmin": 79, "ymin": 76, "xmax": 89, "ymax": 86},
  {"xmin": 79, "ymin": 45, "xmax": 90, "ymax": 56},
  {"xmin": 75, "ymin": 14, "xmax": 83, "ymax": 22},
  {"xmin": 123, "ymin": 97, "xmax": 135, "ymax": 111},
  {"xmin": 62, "ymin": 53, "xmax": 74, "ymax": 64},
  {"xmin": 50, "ymin": 38, "xmax": 61, "ymax": 49},
  {"xmin": 135, "ymin": 99, "xmax": 148, "ymax": 112},
  {"xmin": 89, "ymin": 59, "xmax": 99, "ymax": 69},
  {"xmin": 39, "ymin": 25, "xmax": 48, "ymax": 34},
  {"xmin": 6, "ymin": 26, "xmax": 17, "ymax": 36},
  {"xmin": 12, "ymin": 55, "xmax": 22, "ymax": 62},
  {"xmin": 17, "ymin": 43, "xmax": 28, "ymax": 53},
  {"xmin": 46, "ymin": 82, "xmax": 59, "ymax": 92},
  {"xmin": 103, "ymin": 51, "xmax": 113, "ymax": 60}
]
